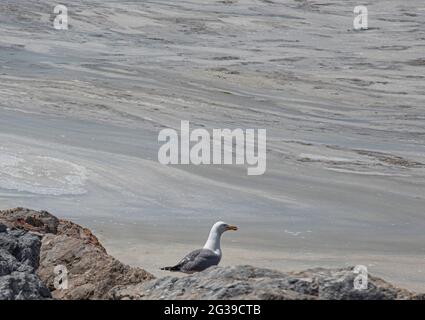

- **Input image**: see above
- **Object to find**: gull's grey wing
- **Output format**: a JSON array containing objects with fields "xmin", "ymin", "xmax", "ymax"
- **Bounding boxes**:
[{"xmin": 169, "ymin": 248, "xmax": 220, "ymax": 273}]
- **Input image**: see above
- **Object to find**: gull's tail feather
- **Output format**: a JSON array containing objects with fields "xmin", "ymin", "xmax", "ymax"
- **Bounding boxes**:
[{"xmin": 160, "ymin": 265, "xmax": 181, "ymax": 272}]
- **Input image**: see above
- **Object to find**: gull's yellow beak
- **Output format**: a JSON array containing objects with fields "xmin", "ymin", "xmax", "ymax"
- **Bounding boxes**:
[{"xmin": 226, "ymin": 225, "xmax": 238, "ymax": 231}]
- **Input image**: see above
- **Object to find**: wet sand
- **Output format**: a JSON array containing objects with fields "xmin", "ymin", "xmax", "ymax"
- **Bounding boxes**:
[{"xmin": 0, "ymin": 1, "xmax": 424, "ymax": 291}]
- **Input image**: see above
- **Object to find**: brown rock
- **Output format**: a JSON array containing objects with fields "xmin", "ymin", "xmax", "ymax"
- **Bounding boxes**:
[
  {"xmin": 0, "ymin": 207, "xmax": 59, "ymax": 234},
  {"xmin": 0, "ymin": 207, "xmax": 105, "ymax": 251},
  {"xmin": 57, "ymin": 220, "xmax": 106, "ymax": 253},
  {"xmin": 0, "ymin": 208, "xmax": 155, "ymax": 300},
  {"xmin": 38, "ymin": 233, "xmax": 153, "ymax": 299}
]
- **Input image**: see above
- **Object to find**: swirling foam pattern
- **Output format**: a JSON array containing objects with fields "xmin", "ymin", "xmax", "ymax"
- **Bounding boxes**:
[{"xmin": 0, "ymin": 152, "xmax": 88, "ymax": 195}]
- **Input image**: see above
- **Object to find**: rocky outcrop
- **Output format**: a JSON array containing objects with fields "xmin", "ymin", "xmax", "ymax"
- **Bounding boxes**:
[
  {"xmin": 1, "ymin": 208, "xmax": 424, "ymax": 300},
  {"xmin": 0, "ymin": 208, "xmax": 154, "ymax": 300},
  {"xmin": 0, "ymin": 208, "xmax": 103, "ymax": 250},
  {"xmin": 108, "ymin": 265, "xmax": 423, "ymax": 300},
  {"xmin": 0, "ymin": 223, "xmax": 51, "ymax": 300},
  {"xmin": 0, "ymin": 208, "xmax": 59, "ymax": 234},
  {"xmin": 38, "ymin": 233, "xmax": 153, "ymax": 299}
]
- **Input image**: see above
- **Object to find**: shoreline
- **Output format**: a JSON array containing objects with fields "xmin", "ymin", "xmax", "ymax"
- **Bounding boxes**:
[
  {"xmin": 81, "ymin": 217, "xmax": 425, "ymax": 293},
  {"xmin": 1, "ymin": 207, "xmax": 423, "ymax": 300}
]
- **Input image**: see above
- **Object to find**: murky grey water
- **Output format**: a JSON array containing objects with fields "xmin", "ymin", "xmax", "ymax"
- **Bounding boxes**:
[{"xmin": 0, "ymin": 1, "xmax": 424, "ymax": 291}]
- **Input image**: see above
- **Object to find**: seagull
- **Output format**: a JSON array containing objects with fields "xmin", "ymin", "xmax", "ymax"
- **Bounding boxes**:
[{"xmin": 161, "ymin": 221, "xmax": 238, "ymax": 273}]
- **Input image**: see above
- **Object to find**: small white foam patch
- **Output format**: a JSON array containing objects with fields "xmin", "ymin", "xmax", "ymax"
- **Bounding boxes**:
[
  {"xmin": 325, "ymin": 167, "xmax": 410, "ymax": 177},
  {"xmin": 298, "ymin": 153, "xmax": 356, "ymax": 163},
  {"xmin": 0, "ymin": 151, "xmax": 88, "ymax": 195}
]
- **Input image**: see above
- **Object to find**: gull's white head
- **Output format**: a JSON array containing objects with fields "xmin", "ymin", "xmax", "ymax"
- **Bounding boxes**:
[
  {"xmin": 212, "ymin": 221, "xmax": 238, "ymax": 234},
  {"xmin": 204, "ymin": 221, "xmax": 238, "ymax": 254}
]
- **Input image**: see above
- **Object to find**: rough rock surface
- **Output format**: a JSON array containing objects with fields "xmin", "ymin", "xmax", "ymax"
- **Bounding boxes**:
[
  {"xmin": 109, "ymin": 265, "xmax": 424, "ymax": 300},
  {"xmin": 0, "ymin": 208, "xmax": 59, "ymax": 234},
  {"xmin": 0, "ymin": 223, "xmax": 51, "ymax": 300},
  {"xmin": 38, "ymin": 233, "xmax": 153, "ymax": 299},
  {"xmin": 0, "ymin": 208, "xmax": 102, "ymax": 249},
  {"xmin": 0, "ymin": 208, "xmax": 154, "ymax": 300}
]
